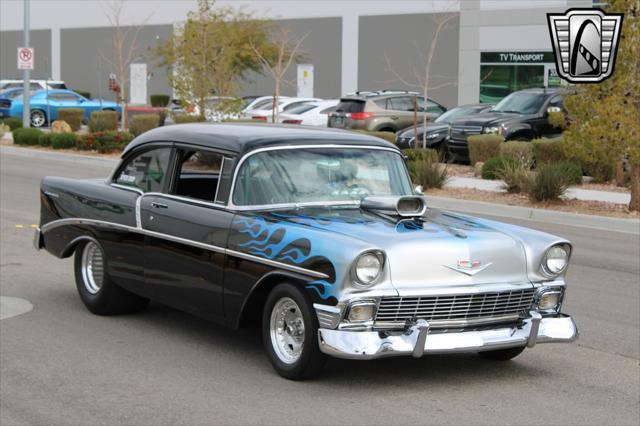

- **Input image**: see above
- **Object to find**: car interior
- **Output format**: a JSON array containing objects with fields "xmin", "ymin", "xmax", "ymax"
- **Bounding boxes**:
[{"xmin": 174, "ymin": 150, "xmax": 221, "ymax": 202}]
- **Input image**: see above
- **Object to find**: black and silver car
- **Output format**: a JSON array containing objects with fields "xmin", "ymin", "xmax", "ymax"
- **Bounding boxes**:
[
  {"xmin": 34, "ymin": 123, "xmax": 577, "ymax": 379},
  {"xmin": 395, "ymin": 103, "xmax": 494, "ymax": 156},
  {"xmin": 447, "ymin": 88, "xmax": 567, "ymax": 162}
]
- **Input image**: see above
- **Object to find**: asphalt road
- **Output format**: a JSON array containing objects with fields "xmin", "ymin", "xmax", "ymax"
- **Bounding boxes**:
[{"xmin": 1, "ymin": 149, "xmax": 639, "ymax": 426}]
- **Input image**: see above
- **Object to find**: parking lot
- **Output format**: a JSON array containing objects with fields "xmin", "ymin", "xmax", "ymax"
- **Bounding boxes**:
[{"xmin": 1, "ymin": 148, "xmax": 638, "ymax": 425}]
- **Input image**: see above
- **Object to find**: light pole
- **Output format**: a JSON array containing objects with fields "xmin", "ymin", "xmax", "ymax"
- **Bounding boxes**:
[{"xmin": 21, "ymin": 0, "xmax": 31, "ymax": 128}]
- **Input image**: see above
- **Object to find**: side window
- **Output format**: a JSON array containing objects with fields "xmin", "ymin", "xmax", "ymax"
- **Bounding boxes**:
[
  {"xmin": 174, "ymin": 150, "xmax": 223, "ymax": 202},
  {"xmin": 427, "ymin": 100, "xmax": 446, "ymax": 114},
  {"xmin": 389, "ymin": 96, "xmax": 413, "ymax": 111},
  {"xmin": 374, "ymin": 99, "xmax": 388, "ymax": 109},
  {"xmin": 115, "ymin": 148, "xmax": 173, "ymax": 193},
  {"xmin": 320, "ymin": 106, "xmax": 336, "ymax": 114},
  {"xmin": 548, "ymin": 95, "xmax": 564, "ymax": 109}
]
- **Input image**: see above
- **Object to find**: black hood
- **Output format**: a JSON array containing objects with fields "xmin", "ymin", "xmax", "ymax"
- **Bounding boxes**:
[
  {"xmin": 451, "ymin": 112, "xmax": 533, "ymax": 127},
  {"xmin": 398, "ymin": 122, "xmax": 449, "ymax": 138}
]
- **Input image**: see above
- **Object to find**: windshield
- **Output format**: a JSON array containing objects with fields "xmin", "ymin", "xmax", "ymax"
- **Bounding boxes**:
[
  {"xmin": 233, "ymin": 148, "xmax": 413, "ymax": 206},
  {"xmin": 435, "ymin": 106, "xmax": 479, "ymax": 124},
  {"xmin": 285, "ymin": 104, "xmax": 317, "ymax": 115},
  {"xmin": 491, "ymin": 92, "xmax": 547, "ymax": 114}
]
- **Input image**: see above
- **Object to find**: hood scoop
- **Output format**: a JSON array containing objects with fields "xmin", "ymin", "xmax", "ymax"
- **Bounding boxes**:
[{"xmin": 360, "ymin": 195, "xmax": 427, "ymax": 218}]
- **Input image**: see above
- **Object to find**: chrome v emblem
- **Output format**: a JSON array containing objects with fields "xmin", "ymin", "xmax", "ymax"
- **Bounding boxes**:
[{"xmin": 444, "ymin": 260, "xmax": 493, "ymax": 276}]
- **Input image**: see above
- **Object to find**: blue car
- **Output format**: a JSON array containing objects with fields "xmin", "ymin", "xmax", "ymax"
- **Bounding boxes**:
[{"xmin": 0, "ymin": 89, "xmax": 120, "ymax": 128}]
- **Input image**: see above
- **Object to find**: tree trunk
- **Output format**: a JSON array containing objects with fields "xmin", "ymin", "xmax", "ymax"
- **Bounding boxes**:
[
  {"xmin": 412, "ymin": 96, "xmax": 417, "ymax": 148},
  {"xmin": 615, "ymin": 159, "xmax": 625, "ymax": 187},
  {"xmin": 629, "ymin": 163, "xmax": 640, "ymax": 212}
]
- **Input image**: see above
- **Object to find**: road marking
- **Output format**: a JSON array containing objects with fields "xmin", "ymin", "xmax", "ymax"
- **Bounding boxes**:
[
  {"xmin": 30, "ymin": 224, "xmax": 38, "ymax": 228},
  {"xmin": 15, "ymin": 224, "xmax": 23, "ymax": 229},
  {"xmin": 0, "ymin": 296, "xmax": 33, "ymax": 320}
]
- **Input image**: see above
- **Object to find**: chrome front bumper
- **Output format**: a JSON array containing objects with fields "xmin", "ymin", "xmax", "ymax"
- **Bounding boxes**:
[{"xmin": 317, "ymin": 312, "xmax": 577, "ymax": 360}]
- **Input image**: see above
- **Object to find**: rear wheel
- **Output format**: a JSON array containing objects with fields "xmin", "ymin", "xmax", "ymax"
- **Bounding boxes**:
[
  {"xmin": 478, "ymin": 346, "xmax": 526, "ymax": 361},
  {"xmin": 30, "ymin": 110, "xmax": 46, "ymax": 128},
  {"xmin": 262, "ymin": 283, "xmax": 326, "ymax": 380},
  {"xmin": 74, "ymin": 240, "xmax": 149, "ymax": 315}
]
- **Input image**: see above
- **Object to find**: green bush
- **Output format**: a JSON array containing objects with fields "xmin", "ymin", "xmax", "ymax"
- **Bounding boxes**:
[
  {"xmin": 1, "ymin": 117, "xmax": 23, "ymax": 131},
  {"xmin": 0, "ymin": 123, "xmax": 9, "ymax": 139},
  {"xmin": 150, "ymin": 94, "xmax": 170, "ymax": 107},
  {"xmin": 38, "ymin": 132, "xmax": 53, "ymax": 147},
  {"xmin": 547, "ymin": 111, "xmax": 566, "ymax": 130},
  {"xmin": 173, "ymin": 114, "xmax": 206, "ymax": 124},
  {"xmin": 76, "ymin": 131, "xmax": 134, "ymax": 152},
  {"xmin": 75, "ymin": 90, "xmax": 91, "ymax": 99},
  {"xmin": 481, "ymin": 156, "xmax": 513, "ymax": 180},
  {"xmin": 89, "ymin": 110, "xmax": 118, "ymax": 132},
  {"xmin": 12, "ymin": 128, "xmax": 42, "ymax": 145},
  {"xmin": 129, "ymin": 114, "xmax": 160, "ymax": 136},
  {"xmin": 532, "ymin": 137, "xmax": 566, "ymax": 164},
  {"xmin": 51, "ymin": 132, "xmax": 77, "ymax": 149},
  {"xmin": 582, "ymin": 160, "xmax": 615, "ymax": 183},
  {"xmin": 57, "ymin": 108, "xmax": 84, "ymax": 131},
  {"xmin": 468, "ymin": 134, "xmax": 504, "ymax": 166},
  {"xmin": 500, "ymin": 141, "xmax": 534, "ymax": 167},
  {"xmin": 402, "ymin": 148, "xmax": 439, "ymax": 163},
  {"xmin": 409, "ymin": 155, "xmax": 448, "ymax": 190},
  {"xmin": 555, "ymin": 162, "xmax": 583, "ymax": 186},
  {"xmin": 526, "ymin": 164, "xmax": 569, "ymax": 202}
]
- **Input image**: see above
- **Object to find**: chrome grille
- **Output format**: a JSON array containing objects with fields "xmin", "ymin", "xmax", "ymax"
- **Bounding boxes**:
[
  {"xmin": 450, "ymin": 125, "xmax": 482, "ymax": 141},
  {"xmin": 375, "ymin": 288, "xmax": 535, "ymax": 325}
]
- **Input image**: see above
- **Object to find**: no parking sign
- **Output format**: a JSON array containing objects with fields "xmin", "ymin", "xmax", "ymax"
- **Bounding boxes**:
[{"xmin": 17, "ymin": 47, "xmax": 34, "ymax": 70}]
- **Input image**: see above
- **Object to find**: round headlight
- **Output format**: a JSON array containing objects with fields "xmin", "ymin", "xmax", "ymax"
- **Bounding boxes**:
[
  {"xmin": 545, "ymin": 245, "xmax": 569, "ymax": 275},
  {"xmin": 355, "ymin": 252, "xmax": 383, "ymax": 285}
]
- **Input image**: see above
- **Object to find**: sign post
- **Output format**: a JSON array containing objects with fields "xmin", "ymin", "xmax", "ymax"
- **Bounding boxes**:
[
  {"xmin": 21, "ymin": 0, "xmax": 31, "ymax": 128},
  {"xmin": 297, "ymin": 64, "xmax": 314, "ymax": 98},
  {"xmin": 129, "ymin": 63, "xmax": 147, "ymax": 105}
]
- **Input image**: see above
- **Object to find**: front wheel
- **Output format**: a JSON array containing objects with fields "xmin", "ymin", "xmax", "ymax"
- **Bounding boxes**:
[
  {"xmin": 30, "ymin": 110, "xmax": 47, "ymax": 128},
  {"xmin": 74, "ymin": 240, "xmax": 149, "ymax": 315},
  {"xmin": 478, "ymin": 346, "xmax": 526, "ymax": 361},
  {"xmin": 262, "ymin": 283, "xmax": 326, "ymax": 380}
]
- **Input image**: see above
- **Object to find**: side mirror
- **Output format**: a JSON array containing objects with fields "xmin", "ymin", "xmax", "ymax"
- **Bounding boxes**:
[
  {"xmin": 546, "ymin": 106, "xmax": 562, "ymax": 114},
  {"xmin": 414, "ymin": 185, "xmax": 424, "ymax": 195}
]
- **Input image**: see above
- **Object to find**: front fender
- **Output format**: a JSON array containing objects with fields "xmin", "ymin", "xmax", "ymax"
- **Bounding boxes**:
[{"xmin": 504, "ymin": 123, "xmax": 534, "ymax": 140}]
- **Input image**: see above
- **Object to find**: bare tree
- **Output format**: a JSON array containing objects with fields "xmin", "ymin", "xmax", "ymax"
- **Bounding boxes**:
[
  {"xmin": 100, "ymin": 0, "xmax": 153, "ymax": 129},
  {"xmin": 251, "ymin": 27, "xmax": 308, "ymax": 122},
  {"xmin": 384, "ymin": 1, "xmax": 459, "ymax": 150}
]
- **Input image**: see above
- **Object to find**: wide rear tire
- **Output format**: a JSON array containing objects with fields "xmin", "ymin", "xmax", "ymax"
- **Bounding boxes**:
[
  {"xmin": 74, "ymin": 240, "xmax": 149, "ymax": 315},
  {"xmin": 262, "ymin": 283, "xmax": 327, "ymax": 380}
]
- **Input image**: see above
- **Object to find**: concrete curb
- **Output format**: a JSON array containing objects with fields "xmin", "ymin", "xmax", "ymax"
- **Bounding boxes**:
[
  {"xmin": 1, "ymin": 145, "xmax": 118, "ymax": 166},
  {"xmin": 426, "ymin": 195, "xmax": 640, "ymax": 235}
]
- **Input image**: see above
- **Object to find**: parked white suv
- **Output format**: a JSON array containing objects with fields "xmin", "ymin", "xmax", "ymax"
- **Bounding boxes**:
[{"xmin": 0, "ymin": 79, "xmax": 68, "ymax": 91}]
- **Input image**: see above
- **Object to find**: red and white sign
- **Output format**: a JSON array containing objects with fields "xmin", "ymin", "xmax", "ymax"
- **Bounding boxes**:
[{"xmin": 17, "ymin": 47, "xmax": 34, "ymax": 70}]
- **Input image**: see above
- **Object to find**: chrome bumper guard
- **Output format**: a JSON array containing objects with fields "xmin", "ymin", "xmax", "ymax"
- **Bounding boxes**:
[
  {"xmin": 33, "ymin": 227, "xmax": 42, "ymax": 250},
  {"xmin": 317, "ymin": 311, "xmax": 577, "ymax": 360}
]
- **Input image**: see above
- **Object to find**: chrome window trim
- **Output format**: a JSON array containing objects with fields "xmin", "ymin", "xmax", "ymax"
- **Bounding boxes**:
[
  {"xmin": 213, "ymin": 156, "xmax": 226, "ymax": 204},
  {"xmin": 39, "ymin": 217, "xmax": 328, "ymax": 279},
  {"xmin": 110, "ymin": 183, "xmax": 144, "ymax": 195},
  {"xmin": 227, "ymin": 144, "xmax": 405, "ymax": 211}
]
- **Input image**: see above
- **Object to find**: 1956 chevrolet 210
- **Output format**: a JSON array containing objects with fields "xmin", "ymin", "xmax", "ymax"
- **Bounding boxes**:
[{"xmin": 34, "ymin": 123, "xmax": 577, "ymax": 379}]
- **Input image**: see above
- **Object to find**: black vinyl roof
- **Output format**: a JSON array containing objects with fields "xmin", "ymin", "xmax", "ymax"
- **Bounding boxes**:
[{"xmin": 123, "ymin": 123, "xmax": 398, "ymax": 157}]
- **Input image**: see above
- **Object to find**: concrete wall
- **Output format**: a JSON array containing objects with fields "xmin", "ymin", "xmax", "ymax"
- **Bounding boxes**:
[
  {"xmin": 60, "ymin": 24, "xmax": 172, "ymax": 101},
  {"xmin": 0, "ymin": 29, "xmax": 51, "ymax": 79},
  {"xmin": 358, "ymin": 13, "xmax": 460, "ymax": 109},
  {"xmin": 240, "ymin": 17, "xmax": 342, "ymax": 99}
]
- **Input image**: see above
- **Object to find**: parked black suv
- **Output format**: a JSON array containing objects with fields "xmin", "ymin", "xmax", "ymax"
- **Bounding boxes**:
[{"xmin": 447, "ymin": 88, "xmax": 567, "ymax": 162}]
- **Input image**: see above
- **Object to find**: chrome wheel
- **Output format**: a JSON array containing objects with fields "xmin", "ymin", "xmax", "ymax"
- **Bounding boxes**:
[
  {"xmin": 30, "ymin": 110, "xmax": 46, "ymax": 128},
  {"xmin": 81, "ymin": 241, "xmax": 105, "ymax": 295},
  {"xmin": 270, "ymin": 297, "xmax": 305, "ymax": 364}
]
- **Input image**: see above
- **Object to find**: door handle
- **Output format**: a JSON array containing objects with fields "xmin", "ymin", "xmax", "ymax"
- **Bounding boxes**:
[
  {"xmin": 151, "ymin": 202, "xmax": 168, "ymax": 209},
  {"xmin": 390, "ymin": 115, "xmax": 399, "ymax": 120}
]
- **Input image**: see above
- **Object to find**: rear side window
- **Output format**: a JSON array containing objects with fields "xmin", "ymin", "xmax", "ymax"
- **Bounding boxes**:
[
  {"xmin": 388, "ymin": 96, "xmax": 413, "ymax": 111},
  {"xmin": 334, "ymin": 100, "xmax": 365, "ymax": 113},
  {"xmin": 115, "ymin": 148, "xmax": 173, "ymax": 193}
]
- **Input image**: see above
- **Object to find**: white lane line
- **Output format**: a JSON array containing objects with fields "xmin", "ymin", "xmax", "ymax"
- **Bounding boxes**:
[{"xmin": 0, "ymin": 296, "xmax": 34, "ymax": 320}]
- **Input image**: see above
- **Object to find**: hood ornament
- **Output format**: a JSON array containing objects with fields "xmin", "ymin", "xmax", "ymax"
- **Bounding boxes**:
[{"xmin": 444, "ymin": 260, "xmax": 492, "ymax": 276}]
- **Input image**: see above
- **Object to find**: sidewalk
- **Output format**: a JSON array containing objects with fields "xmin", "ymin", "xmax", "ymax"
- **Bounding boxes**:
[{"xmin": 446, "ymin": 176, "xmax": 631, "ymax": 205}]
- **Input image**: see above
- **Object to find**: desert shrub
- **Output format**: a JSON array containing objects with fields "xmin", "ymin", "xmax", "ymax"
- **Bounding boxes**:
[
  {"xmin": 547, "ymin": 111, "xmax": 566, "ymax": 130},
  {"xmin": 555, "ymin": 162, "xmax": 583, "ymax": 186},
  {"xmin": 497, "ymin": 160, "xmax": 532, "ymax": 193},
  {"xmin": 532, "ymin": 137, "xmax": 566, "ymax": 164},
  {"xmin": 526, "ymin": 163, "xmax": 569, "ymax": 202},
  {"xmin": 500, "ymin": 141, "xmax": 534, "ymax": 167},
  {"xmin": 38, "ymin": 132, "xmax": 53, "ymax": 147},
  {"xmin": 409, "ymin": 154, "xmax": 448, "ymax": 189},
  {"xmin": 1, "ymin": 117, "xmax": 23, "ymax": 131},
  {"xmin": 157, "ymin": 109, "xmax": 167, "ymax": 126},
  {"xmin": 76, "ymin": 131, "xmax": 133, "ymax": 152},
  {"xmin": 0, "ymin": 123, "xmax": 9, "ymax": 138},
  {"xmin": 173, "ymin": 114, "xmax": 205, "ymax": 124},
  {"xmin": 51, "ymin": 132, "xmax": 77, "ymax": 149},
  {"xmin": 57, "ymin": 108, "xmax": 84, "ymax": 131},
  {"xmin": 582, "ymin": 160, "xmax": 615, "ymax": 183},
  {"xmin": 12, "ymin": 128, "xmax": 42, "ymax": 145},
  {"xmin": 402, "ymin": 148, "xmax": 439, "ymax": 163},
  {"xmin": 89, "ymin": 110, "xmax": 118, "ymax": 132},
  {"xmin": 129, "ymin": 114, "xmax": 159, "ymax": 136},
  {"xmin": 468, "ymin": 134, "xmax": 504, "ymax": 165},
  {"xmin": 150, "ymin": 94, "xmax": 170, "ymax": 107},
  {"xmin": 481, "ymin": 156, "xmax": 515, "ymax": 180},
  {"xmin": 75, "ymin": 90, "xmax": 91, "ymax": 99}
]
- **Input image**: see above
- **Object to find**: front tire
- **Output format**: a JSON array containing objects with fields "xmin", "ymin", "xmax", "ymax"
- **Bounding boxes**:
[
  {"xmin": 30, "ymin": 110, "xmax": 47, "ymax": 128},
  {"xmin": 74, "ymin": 240, "xmax": 149, "ymax": 315},
  {"xmin": 478, "ymin": 346, "xmax": 526, "ymax": 361},
  {"xmin": 262, "ymin": 283, "xmax": 326, "ymax": 380}
]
